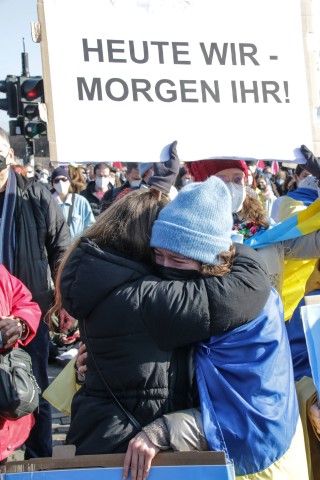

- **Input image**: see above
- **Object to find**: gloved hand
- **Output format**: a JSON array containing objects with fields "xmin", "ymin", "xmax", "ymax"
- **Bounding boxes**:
[
  {"xmin": 300, "ymin": 145, "xmax": 320, "ymax": 181},
  {"xmin": 148, "ymin": 141, "xmax": 180, "ymax": 194}
]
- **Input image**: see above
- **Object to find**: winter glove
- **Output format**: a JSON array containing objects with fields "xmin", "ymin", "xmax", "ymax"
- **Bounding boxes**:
[
  {"xmin": 300, "ymin": 145, "xmax": 320, "ymax": 182},
  {"xmin": 148, "ymin": 141, "xmax": 180, "ymax": 194}
]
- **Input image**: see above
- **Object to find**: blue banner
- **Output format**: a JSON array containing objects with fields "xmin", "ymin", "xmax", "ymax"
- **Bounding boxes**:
[{"xmin": 2, "ymin": 465, "xmax": 235, "ymax": 480}]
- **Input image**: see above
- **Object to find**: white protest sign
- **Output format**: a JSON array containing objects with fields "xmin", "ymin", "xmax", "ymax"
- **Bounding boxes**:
[{"xmin": 39, "ymin": 0, "xmax": 313, "ymax": 163}]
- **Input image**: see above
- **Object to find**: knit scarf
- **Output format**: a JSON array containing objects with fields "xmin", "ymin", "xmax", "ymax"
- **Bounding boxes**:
[{"xmin": 0, "ymin": 168, "xmax": 16, "ymax": 273}]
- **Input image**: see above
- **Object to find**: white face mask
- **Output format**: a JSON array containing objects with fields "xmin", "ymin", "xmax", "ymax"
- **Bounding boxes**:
[
  {"xmin": 95, "ymin": 176, "xmax": 109, "ymax": 191},
  {"xmin": 130, "ymin": 180, "xmax": 141, "ymax": 188},
  {"xmin": 225, "ymin": 183, "xmax": 246, "ymax": 213},
  {"xmin": 40, "ymin": 174, "xmax": 48, "ymax": 183},
  {"xmin": 26, "ymin": 171, "xmax": 34, "ymax": 178},
  {"xmin": 109, "ymin": 176, "xmax": 116, "ymax": 186},
  {"xmin": 55, "ymin": 180, "xmax": 70, "ymax": 195}
]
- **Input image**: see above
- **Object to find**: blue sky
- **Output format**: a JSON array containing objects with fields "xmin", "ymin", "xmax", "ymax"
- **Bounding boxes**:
[{"xmin": 0, "ymin": 0, "xmax": 42, "ymax": 130}]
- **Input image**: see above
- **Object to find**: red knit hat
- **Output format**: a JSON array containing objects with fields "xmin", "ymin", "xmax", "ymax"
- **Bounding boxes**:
[{"xmin": 186, "ymin": 160, "xmax": 248, "ymax": 182}]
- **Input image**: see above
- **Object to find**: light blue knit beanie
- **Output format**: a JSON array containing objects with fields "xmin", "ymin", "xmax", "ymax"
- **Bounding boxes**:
[{"xmin": 150, "ymin": 176, "xmax": 233, "ymax": 265}]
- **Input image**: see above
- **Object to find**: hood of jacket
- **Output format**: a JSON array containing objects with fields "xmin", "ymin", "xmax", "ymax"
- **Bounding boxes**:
[{"xmin": 60, "ymin": 237, "xmax": 153, "ymax": 320}]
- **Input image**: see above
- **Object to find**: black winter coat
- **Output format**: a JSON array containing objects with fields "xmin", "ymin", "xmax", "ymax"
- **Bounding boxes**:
[
  {"xmin": 61, "ymin": 239, "xmax": 270, "ymax": 455},
  {"xmin": 14, "ymin": 174, "xmax": 71, "ymax": 315},
  {"xmin": 80, "ymin": 181, "xmax": 106, "ymax": 218},
  {"xmin": 100, "ymin": 181, "xmax": 130, "ymax": 212}
]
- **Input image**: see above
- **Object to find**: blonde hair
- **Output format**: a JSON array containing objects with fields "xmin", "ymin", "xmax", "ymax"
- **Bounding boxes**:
[{"xmin": 68, "ymin": 165, "xmax": 87, "ymax": 194}]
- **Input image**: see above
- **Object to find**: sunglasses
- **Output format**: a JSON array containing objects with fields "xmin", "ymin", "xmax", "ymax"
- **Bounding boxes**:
[{"xmin": 53, "ymin": 177, "xmax": 68, "ymax": 184}]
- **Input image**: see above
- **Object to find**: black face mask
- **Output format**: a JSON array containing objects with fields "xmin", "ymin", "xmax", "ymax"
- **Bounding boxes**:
[
  {"xmin": 0, "ymin": 154, "xmax": 8, "ymax": 172},
  {"xmin": 155, "ymin": 264, "xmax": 202, "ymax": 281}
]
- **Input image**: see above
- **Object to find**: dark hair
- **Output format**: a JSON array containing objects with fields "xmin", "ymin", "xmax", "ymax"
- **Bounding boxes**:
[
  {"xmin": 126, "ymin": 163, "xmax": 139, "ymax": 174},
  {"xmin": 94, "ymin": 163, "xmax": 111, "ymax": 175},
  {"xmin": 48, "ymin": 188, "xmax": 169, "ymax": 322}
]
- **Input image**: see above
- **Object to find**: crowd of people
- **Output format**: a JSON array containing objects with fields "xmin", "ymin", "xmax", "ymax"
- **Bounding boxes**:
[{"xmin": 0, "ymin": 127, "xmax": 319, "ymax": 480}]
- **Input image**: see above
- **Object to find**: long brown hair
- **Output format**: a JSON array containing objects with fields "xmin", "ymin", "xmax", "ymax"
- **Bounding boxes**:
[
  {"xmin": 240, "ymin": 195, "xmax": 269, "ymax": 228},
  {"xmin": 68, "ymin": 166, "xmax": 87, "ymax": 194},
  {"xmin": 48, "ymin": 188, "xmax": 169, "ymax": 323}
]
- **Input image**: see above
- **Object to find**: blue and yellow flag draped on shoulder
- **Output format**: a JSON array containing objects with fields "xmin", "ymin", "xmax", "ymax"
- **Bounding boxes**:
[
  {"xmin": 195, "ymin": 289, "xmax": 299, "ymax": 477},
  {"xmin": 245, "ymin": 198, "xmax": 320, "ymax": 249},
  {"xmin": 245, "ymin": 198, "xmax": 320, "ymax": 320}
]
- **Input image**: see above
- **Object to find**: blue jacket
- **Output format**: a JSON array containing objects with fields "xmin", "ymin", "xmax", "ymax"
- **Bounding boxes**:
[{"xmin": 53, "ymin": 192, "xmax": 95, "ymax": 239}]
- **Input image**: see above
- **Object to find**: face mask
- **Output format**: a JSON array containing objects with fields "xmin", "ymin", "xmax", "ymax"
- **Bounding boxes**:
[
  {"xmin": 35, "ymin": 169, "xmax": 42, "ymax": 174},
  {"xmin": 109, "ymin": 177, "xmax": 116, "ymax": 186},
  {"xmin": 264, "ymin": 173, "xmax": 272, "ymax": 180},
  {"xmin": 130, "ymin": 180, "xmax": 141, "ymax": 188},
  {"xmin": 155, "ymin": 264, "xmax": 201, "ymax": 281},
  {"xmin": 95, "ymin": 176, "xmax": 109, "ymax": 191},
  {"xmin": 26, "ymin": 171, "xmax": 34, "ymax": 178},
  {"xmin": 225, "ymin": 183, "xmax": 246, "ymax": 213},
  {"xmin": 40, "ymin": 175, "xmax": 48, "ymax": 183},
  {"xmin": 0, "ymin": 153, "xmax": 9, "ymax": 172},
  {"xmin": 276, "ymin": 179, "xmax": 284, "ymax": 186},
  {"xmin": 247, "ymin": 176, "xmax": 253, "ymax": 186},
  {"xmin": 54, "ymin": 180, "xmax": 70, "ymax": 195}
]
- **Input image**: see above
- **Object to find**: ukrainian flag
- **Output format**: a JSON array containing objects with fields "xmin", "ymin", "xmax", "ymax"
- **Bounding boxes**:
[
  {"xmin": 245, "ymin": 198, "xmax": 320, "ymax": 320},
  {"xmin": 195, "ymin": 289, "xmax": 300, "ymax": 477},
  {"xmin": 245, "ymin": 198, "xmax": 320, "ymax": 249}
]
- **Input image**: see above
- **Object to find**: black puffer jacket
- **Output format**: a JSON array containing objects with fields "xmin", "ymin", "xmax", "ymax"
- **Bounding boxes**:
[
  {"xmin": 80, "ymin": 181, "xmax": 105, "ymax": 218},
  {"xmin": 61, "ymin": 239, "xmax": 270, "ymax": 455},
  {"xmin": 14, "ymin": 174, "xmax": 71, "ymax": 315}
]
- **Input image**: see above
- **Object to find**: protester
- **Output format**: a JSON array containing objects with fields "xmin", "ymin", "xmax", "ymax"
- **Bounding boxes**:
[
  {"xmin": 51, "ymin": 144, "xmax": 270, "ymax": 456},
  {"xmin": 38, "ymin": 168, "xmax": 50, "ymax": 188},
  {"xmin": 80, "ymin": 163, "xmax": 114, "ymax": 217},
  {"xmin": 274, "ymin": 170, "xmax": 288, "ymax": 196},
  {"xmin": 268, "ymin": 175, "xmax": 319, "ymax": 320},
  {"xmin": 123, "ymin": 179, "xmax": 308, "ymax": 480},
  {"xmin": 51, "ymin": 167, "xmax": 95, "ymax": 239},
  {"xmin": 34, "ymin": 164, "xmax": 43, "ymax": 181},
  {"xmin": 255, "ymin": 172, "xmax": 277, "ymax": 216},
  {"xmin": 186, "ymin": 156, "xmax": 320, "ymax": 298},
  {"xmin": 271, "ymin": 174, "xmax": 318, "ymax": 224},
  {"xmin": 25, "ymin": 164, "xmax": 35, "ymax": 179},
  {"xmin": 0, "ymin": 128, "xmax": 71, "ymax": 458},
  {"xmin": 0, "ymin": 264, "xmax": 41, "ymax": 463},
  {"xmin": 12, "ymin": 164, "xmax": 27, "ymax": 176},
  {"xmin": 288, "ymin": 165, "xmax": 310, "ymax": 192},
  {"xmin": 101, "ymin": 163, "xmax": 141, "ymax": 211},
  {"xmin": 286, "ymin": 260, "xmax": 320, "ymax": 478},
  {"xmin": 262, "ymin": 166, "xmax": 280, "ymax": 198},
  {"xmin": 68, "ymin": 165, "xmax": 87, "ymax": 194}
]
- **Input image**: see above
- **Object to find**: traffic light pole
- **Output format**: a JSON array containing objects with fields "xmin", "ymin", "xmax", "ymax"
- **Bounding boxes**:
[
  {"xmin": 22, "ymin": 38, "xmax": 30, "ymax": 78},
  {"xmin": 25, "ymin": 139, "xmax": 34, "ymax": 163}
]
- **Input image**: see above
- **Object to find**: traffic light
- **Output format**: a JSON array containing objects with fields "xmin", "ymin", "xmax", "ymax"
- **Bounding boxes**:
[
  {"xmin": 19, "ymin": 76, "xmax": 47, "ymax": 139},
  {"xmin": 0, "ymin": 75, "xmax": 19, "ymax": 118}
]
